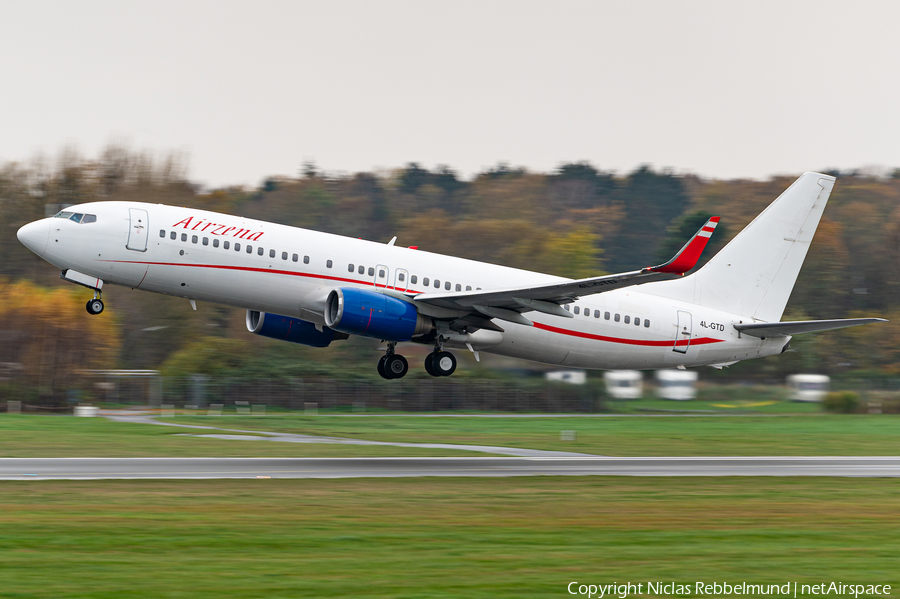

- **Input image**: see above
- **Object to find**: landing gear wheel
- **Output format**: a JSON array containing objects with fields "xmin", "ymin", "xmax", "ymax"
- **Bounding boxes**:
[
  {"xmin": 424, "ymin": 353, "xmax": 438, "ymax": 377},
  {"xmin": 384, "ymin": 354, "xmax": 409, "ymax": 379},
  {"xmin": 428, "ymin": 351, "xmax": 457, "ymax": 377},
  {"xmin": 377, "ymin": 355, "xmax": 390, "ymax": 379},
  {"xmin": 86, "ymin": 299, "xmax": 104, "ymax": 315}
]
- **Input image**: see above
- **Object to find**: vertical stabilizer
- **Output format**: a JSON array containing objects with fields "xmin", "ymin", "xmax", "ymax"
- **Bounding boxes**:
[{"xmin": 643, "ymin": 172, "xmax": 835, "ymax": 322}]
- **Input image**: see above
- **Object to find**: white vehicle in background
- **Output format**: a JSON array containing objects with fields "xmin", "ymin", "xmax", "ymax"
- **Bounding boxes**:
[
  {"xmin": 787, "ymin": 374, "xmax": 830, "ymax": 402},
  {"xmin": 655, "ymin": 369, "xmax": 698, "ymax": 400},
  {"xmin": 604, "ymin": 370, "xmax": 643, "ymax": 399},
  {"xmin": 545, "ymin": 370, "xmax": 587, "ymax": 385}
]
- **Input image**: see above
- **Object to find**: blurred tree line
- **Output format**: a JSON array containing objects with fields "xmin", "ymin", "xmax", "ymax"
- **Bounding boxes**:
[{"xmin": 2, "ymin": 146, "xmax": 900, "ymax": 397}]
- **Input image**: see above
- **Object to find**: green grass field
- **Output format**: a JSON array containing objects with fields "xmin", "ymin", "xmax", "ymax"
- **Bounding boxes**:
[
  {"xmin": 0, "ymin": 477, "xmax": 897, "ymax": 598},
  {"xmin": 165, "ymin": 412, "xmax": 900, "ymax": 456},
  {"xmin": 2, "ymin": 411, "xmax": 899, "ymax": 457},
  {"xmin": 0, "ymin": 415, "xmax": 483, "ymax": 458}
]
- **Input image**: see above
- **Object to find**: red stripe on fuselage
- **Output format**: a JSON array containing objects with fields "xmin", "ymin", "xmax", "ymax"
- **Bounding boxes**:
[{"xmin": 532, "ymin": 322, "xmax": 724, "ymax": 347}]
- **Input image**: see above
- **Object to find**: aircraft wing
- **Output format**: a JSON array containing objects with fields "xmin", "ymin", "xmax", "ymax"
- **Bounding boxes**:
[
  {"xmin": 733, "ymin": 318, "xmax": 887, "ymax": 338},
  {"xmin": 413, "ymin": 217, "xmax": 720, "ymax": 326}
]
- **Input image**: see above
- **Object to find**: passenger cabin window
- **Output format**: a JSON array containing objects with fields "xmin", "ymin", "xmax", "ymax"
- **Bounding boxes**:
[
  {"xmin": 604, "ymin": 311, "xmax": 610, "ymax": 320},
  {"xmin": 246, "ymin": 245, "xmax": 252, "ymax": 254},
  {"xmin": 635, "ymin": 318, "xmax": 641, "ymax": 326},
  {"xmin": 326, "ymin": 260, "xmax": 333, "ymax": 268},
  {"xmin": 434, "ymin": 280, "xmax": 440, "ymax": 288},
  {"xmin": 192, "ymin": 235, "xmax": 198, "ymax": 243},
  {"xmin": 564, "ymin": 305, "xmax": 570, "ymax": 311},
  {"xmin": 258, "ymin": 247, "xmax": 265, "ymax": 256},
  {"xmin": 159, "ymin": 230, "xmax": 165, "ymax": 238},
  {"xmin": 584, "ymin": 310, "xmax": 590, "ymax": 318},
  {"xmin": 282, "ymin": 251, "xmax": 287, "ymax": 260},
  {"xmin": 466, "ymin": 286, "xmax": 472, "ymax": 291},
  {"xmin": 348, "ymin": 264, "xmax": 355, "ymax": 272},
  {"xmin": 368, "ymin": 267, "xmax": 374, "ymax": 276},
  {"xmin": 644, "ymin": 319, "xmax": 650, "ymax": 328},
  {"xmin": 202, "ymin": 237, "xmax": 209, "ymax": 246},
  {"xmin": 624, "ymin": 315, "xmax": 630, "ymax": 324},
  {"xmin": 445, "ymin": 281, "xmax": 451, "ymax": 290},
  {"xmin": 398, "ymin": 273, "xmax": 405, "ymax": 282},
  {"xmin": 224, "ymin": 241, "xmax": 230, "ymax": 249},
  {"xmin": 235, "ymin": 243, "xmax": 241, "ymax": 251},
  {"xmin": 358, "ymin": 265, "xmax": 365, "ymax": 275},
  {"xmin": 411, "ymin": 275, "xmax": 418, "ymax": 284},
  {"xmin": 574, "ymin": 306, "xmax": 580, "ymax": 315},
  {"xmin": 456, "ymin": 284, "xmax": 461, "ymax": 291},
  {"xmin": 423, "ymin": 278, "xmax": 430, "ymax": 286},
  {"xmin": 614, "ymin": 313, "xmax": 620, "ymax": 322},
  {"xmin": 594, "ymin": 310, "xmax": 600, "ymax": 318},
  {"xmin": 181, "ymin": 233, "xmax": 187, "ymax": 242},
  {"xmin": 170, "ymin": 232, "xmax": 176, "ymax": 240},
  {"xmin": 213, "ymin": 239, "xmax": 220, "ymax": 248},
  {"xmin": 292, "ymin": 254, "xmax": 298, "ymax": 262},
  {"xmin": 379, "ymin": 269, "xmax": 385, "ymax": 278},
  {"xmin": 303, "ymin": 255, "xmax": 309, "ymax": 264},
  {"xmin": 269, "ymin": 249, "xmax": 275, "ymax": 258}
]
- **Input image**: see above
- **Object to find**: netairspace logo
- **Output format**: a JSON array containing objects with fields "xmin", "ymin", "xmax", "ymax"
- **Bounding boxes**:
[{"xmin": 566, "ymin": 581, "xmax": 892, "ymax": 598}]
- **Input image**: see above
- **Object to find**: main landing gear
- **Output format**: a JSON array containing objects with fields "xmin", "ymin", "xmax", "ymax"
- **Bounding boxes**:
[
  {"xmin": 376, "ymin": 339, "xmax": 458, "ymax": 379},
  {"xmin": 377, "ymin": 342, "xmax": 409, "ymax": 380},
  {"xmin": 425, "ymin": 336, "xmax": 456, "ymax": 377},
  {"xmin": 85, "ymin": 291, "xmax": 104, "ymax": 315}
]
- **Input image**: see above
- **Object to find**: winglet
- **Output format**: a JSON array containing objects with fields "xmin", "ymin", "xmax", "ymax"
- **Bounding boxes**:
[{"xmin": 645, "ymin": 217, "xmax": 720, "ymax": 275}]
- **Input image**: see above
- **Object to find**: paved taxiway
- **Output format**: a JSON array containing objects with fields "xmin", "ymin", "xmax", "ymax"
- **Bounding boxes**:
[{"xmin": 2, "ymin": 456, "xmax": 899, "ymax": 479}]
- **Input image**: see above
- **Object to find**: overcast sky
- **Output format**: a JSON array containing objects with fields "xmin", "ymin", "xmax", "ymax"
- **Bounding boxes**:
[{"xmin": 1, "ymin": 1, "xmax": 899, "ymax": 188}]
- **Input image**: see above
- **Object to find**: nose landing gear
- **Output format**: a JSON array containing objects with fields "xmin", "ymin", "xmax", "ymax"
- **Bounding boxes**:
[
  {"xmin": 377, "ymin": 342, "xmax": 409, "ymax": 380},
  {"xmin": 85, "ymin": 291, "xmax": 104, "ymax": 315}
]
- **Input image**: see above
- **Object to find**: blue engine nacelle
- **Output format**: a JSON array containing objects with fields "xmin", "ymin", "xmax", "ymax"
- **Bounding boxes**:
[
  {"xmin": 245, "ymin": 310, "xmax": 348, "ymax": 347},
  {"xmin": 324, "ymin": 288, "xmax": 432, "ymax": 341}
]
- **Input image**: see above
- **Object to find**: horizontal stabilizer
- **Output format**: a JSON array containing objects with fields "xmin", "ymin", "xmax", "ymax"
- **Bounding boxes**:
[{"xmin": 733, "ymin": 318, "xmax": 886, "ymax": 338}]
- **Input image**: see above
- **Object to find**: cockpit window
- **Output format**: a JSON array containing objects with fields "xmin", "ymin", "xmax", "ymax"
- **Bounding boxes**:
[{"xmin": 52, "ymin": 211, "xmax": 96, "ymax": 224}]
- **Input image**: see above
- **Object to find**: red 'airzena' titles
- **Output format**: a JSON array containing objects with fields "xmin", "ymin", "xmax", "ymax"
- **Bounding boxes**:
[{"xmin": 172, "ymin": 216, "xmax": 265, "ymax": 242}]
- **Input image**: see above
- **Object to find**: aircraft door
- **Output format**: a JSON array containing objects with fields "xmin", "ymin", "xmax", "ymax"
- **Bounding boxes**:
[
  {"xmin": 374, "ymin": 264, "xmax": 389, "ymax": 289},
  {"xmin": 126, "ymin": 208, "xmax": 149, "ymax": 252},
  {"xmin": 673, "ymin": 310, "xmax": 692, "ymax": 353},
  {"xmin": 394, "ymin": 268, "xmax": 409, "ymax": 292}
]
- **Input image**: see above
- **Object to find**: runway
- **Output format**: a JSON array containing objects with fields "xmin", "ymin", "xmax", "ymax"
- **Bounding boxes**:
[{"xmin": 1, "ymin": 456, "xmax": 899, "ymax": 479}]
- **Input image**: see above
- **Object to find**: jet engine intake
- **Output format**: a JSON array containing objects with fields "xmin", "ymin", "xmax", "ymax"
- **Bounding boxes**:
[
  {"xmin": 324, "ymin": 288, "xmax": 432, "ymax": 341},
  {"xmin": 246, "ymin": 310, "xmax": 347, "ymax": 347}
]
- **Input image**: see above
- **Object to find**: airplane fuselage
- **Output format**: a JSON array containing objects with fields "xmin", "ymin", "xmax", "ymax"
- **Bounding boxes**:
[{"xmin": 19, "ymin": 201, "xmax": 787, "ymax": 370}]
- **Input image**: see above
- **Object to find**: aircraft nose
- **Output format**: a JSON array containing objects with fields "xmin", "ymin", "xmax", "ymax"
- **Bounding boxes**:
[{"xmin": 17, "ymin": 219, "xmax": 50, "ymax": 256}]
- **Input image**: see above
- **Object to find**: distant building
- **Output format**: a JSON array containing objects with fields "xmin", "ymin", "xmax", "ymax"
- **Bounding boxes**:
[
  {"xmin": 603, "ymin": 370, "xmax": 643, "ymax": 399},
  {"xmin": 786, "ymin": 374, "xmax": 830, "ymax": 402},
  {"xmin": 655, "ymin": 369, "xmax": 698, "ymax": 401},
  {"xmin": 545, "ymin": 370, "xmax": 587, "ymax": 385}
]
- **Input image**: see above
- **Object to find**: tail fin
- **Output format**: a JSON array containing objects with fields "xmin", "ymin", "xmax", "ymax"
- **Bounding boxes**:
[{"xmin": 644, "ymin": 172, "xmax": 835, "ymax": 322}]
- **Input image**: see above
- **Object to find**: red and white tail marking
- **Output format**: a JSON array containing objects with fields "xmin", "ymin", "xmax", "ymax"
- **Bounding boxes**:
[{"xmin": 647, "ymin": 216, "xmax": 720, "ymax": 275}]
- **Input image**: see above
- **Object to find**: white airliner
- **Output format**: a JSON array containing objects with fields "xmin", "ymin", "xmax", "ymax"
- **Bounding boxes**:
[{"xmin": 16, "ymin": 171, "xmax": 884, "ymax": 379}]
